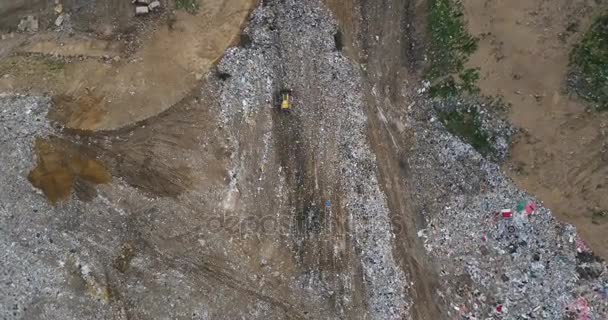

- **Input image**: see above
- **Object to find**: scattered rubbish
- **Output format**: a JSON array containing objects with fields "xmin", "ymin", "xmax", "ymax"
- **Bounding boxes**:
[
  {"xmin": 1, "ymin": 33, "xmax": 15, "ymax": 40},
  {"xmin": 410, "ymin": 98, "xmax": 608, "ymax": 318},
  {"xmin": 576, "ymin": 237, "xmax": 591, "ymax": 253},
  {"xmin": 566, "ymin": 297, "xmax": 591, "ymax": 320},
  {"xmin": 496, "ymin": 304, "xmax": 503, "ymax": 313},
  {"xmin": 516, "ymin": 201, "xmax": 526, "ymax": 212},
  {"xmin": 417, "ymin": 81, "xmax": 431, "ymax": 94},
  {"xmin": 525, "ymin": 202, "xmax": 537, "ymax": 215},
  {"xmin": 418, "ymin": 229, "xmax": 428, "ymax": 238},
  {"xmin": 516, "ymin": 200, "xmax": 537, "ymax": 216},
  {"xmin": 55, "ymin": 14, "xmax": 65, "ymax": 27},
  {"xmin": 54, "ymin": 3, "xmax": 63, "ymax": 14},
  {"xmin": 17, "ymin": 16, "xmax": 39, "ymax": 33},
  {"xmin": 0, "ymin": 0, "xmax": 607, "ymax": 319},
  {"xmin": 149, "ymin": 1, "xmax": 161, "ymax": 10},
  {"xmin": 135, "ymin": 6, "xmax": 150, "ymax": 15},
  {"xmin": 132, "ymin": 0, "xmax": 159, "ymax": 14}
]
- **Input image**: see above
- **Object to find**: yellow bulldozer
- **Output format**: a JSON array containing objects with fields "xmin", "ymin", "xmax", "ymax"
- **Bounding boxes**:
[{"xmin": 279, "ymin": 89, "xmax": 292, "ymax": 111}]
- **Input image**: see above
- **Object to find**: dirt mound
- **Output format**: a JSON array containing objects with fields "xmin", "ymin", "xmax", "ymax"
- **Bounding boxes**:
[{"xmin": 0, "ymin": 0, "xmax": 256, "ymax": 131}]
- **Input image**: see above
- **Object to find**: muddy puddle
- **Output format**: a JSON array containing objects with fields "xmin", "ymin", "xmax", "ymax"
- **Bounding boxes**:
[{"xmin": 28, "ymin": 137, "xmax": 111, "ymax": 203}]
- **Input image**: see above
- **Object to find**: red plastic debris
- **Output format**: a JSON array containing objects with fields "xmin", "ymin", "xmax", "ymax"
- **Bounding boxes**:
[
  {"xmin": 567, "ymin": 297, "xmax": 591, "ymax": 320},
  {"xmin": 496, "ymin": 304, "xmax": 503, "ymax": 313},
  {"xmin": 525, "ymin": 202, "xmax": 537, "ymax": 215},
  {"xmin": 576, "ymin": 237, "xmax": 591, "ymax": 253},
  {"xmin": 501, "ymin": 209, "xmax": 513, "ymax": 219},
  {"xmin": 482, "ymin": 235, "xmax": 487, "ymax": 242}
]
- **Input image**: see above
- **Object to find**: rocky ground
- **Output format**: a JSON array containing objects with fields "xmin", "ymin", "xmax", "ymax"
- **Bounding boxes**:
[{"xmin": 1, "ymin": 0, "xmax": 607, "ymax": 319}]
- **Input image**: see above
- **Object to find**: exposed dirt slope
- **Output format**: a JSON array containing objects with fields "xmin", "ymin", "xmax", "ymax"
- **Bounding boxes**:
[
  {"xmin": 462, "ymin": 0, "xmax": 608, "ymax": 257},
  {"xmin": 0, "ymin": 0, "xmax": 255, "ymax": 130}
]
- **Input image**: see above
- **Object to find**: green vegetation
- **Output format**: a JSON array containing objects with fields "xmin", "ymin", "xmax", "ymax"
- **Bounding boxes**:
[
  {"xmin": 459, "ymin": 68, "xmax": 480, "ymax": 93},
  {"xmin": 438, "ymin": 108, "xmax": 493, "ymax": 156},
  {"xmin": 176, "ymin": 0, "xmax": 200, "ymax": 14},
  {"xmin": 427, "ymin": 0, "xmax": 478, "ymax": 97},
  {"xmin": 424, "ymin": 0, "xmax": 515, "ymax": 160},
  {"xmin": 429, "ymin": 68, "xmax": 480, "ymax": 98},
  {"xmin": 43, "ymin": 57, "xmax": 65, "ymax": 72},
  {"xmin": 0, "ymin": 56, "xmax": 65, "ymax": 79},
  {"xmin": 569, "ymin": 13, "xmax": 608, "ymax": 110}
]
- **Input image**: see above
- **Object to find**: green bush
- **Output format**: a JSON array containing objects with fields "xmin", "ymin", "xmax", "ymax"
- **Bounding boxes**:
[
  {"xmin": 570, "ymin": 14, "xmax": 608, "ymax": 110},
  {"xmin": 438, "ymin": 108, "xmax": 493, "ymax": 156},
  {"xmin": 428, "ymin": 0, "xmax": 478, "ymax": 80},
  {"xmin": 176, "ymin": 0, "xmax": 200, "ymax": 14}
]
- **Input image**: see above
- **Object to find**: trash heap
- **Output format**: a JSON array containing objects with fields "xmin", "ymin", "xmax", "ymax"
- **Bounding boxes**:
[
  {"xmin": 132, "ymin": 0, "xmax": 161, "ymax": 15},
  {"xmin": 432, "ymin": 97, "xmax": 515, "ymax": 162},
  {"xmin": 215, "ymin": 0, "xmax": 410, "ymax": 318},
  {"xmin": 409, "ymin": 101, "xmax": 608, "ymax": 319},
  {"xmin": 17, "ymin": 16, "xmax": 39, "ymax": 33}
]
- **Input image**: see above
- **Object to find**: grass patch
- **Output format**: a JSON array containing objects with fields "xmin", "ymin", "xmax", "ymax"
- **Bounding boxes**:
[
  {"xmin": 569, "ymin": 13, "xmax": 608, "ymax": 110},
  {"xmin": 43, "ymin": 57, "xmax": 65, "ymax": 72},
  {"xmin": 429, "ymin": 68, "xmax": 480, "ymax": 98},
  {"xmin": 175, "ymin": 0, "xmax": 200, "ymax": 14},
  {"xmin": 427, "ymin": 0, "xmax": 513, "ymax": 159},
  {"xmin": 0, "ymin": 56, "xmax": 65, "ymax": 78},
  {"xmin": 428, "ymin": 0, "xmax": 478, "ymax": 80},
  {"xmin": 427, "ymin": 0, "xmax": 479, "ymax": 98},
  {"xmin": 438, "ymin": 107, "xmax": 493, "ymax": 156}
]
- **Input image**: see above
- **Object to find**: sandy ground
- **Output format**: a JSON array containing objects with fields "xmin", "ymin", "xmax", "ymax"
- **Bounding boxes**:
[
  {"xmin": 463, "ymin": 0, "xmax": 608, "ymax": 258},
  {"xmin": 0, "ymin": 0, "xmax": 255, "ymax": 130}
]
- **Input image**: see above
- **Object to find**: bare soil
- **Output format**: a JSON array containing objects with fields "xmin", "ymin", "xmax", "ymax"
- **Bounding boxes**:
[
  {"xmin": 0, "ymin": 0, "xmax": 256, "ymax": 131},
  {"xmin": 324, "ymin": 0, "xmax": 443, "ymax": 318},
  {"xmin": 463, "ymin": 0, "xmax": 608, "ymax": 258}
]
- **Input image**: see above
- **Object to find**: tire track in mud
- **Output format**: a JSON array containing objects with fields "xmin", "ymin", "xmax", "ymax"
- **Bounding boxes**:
[
  {"xmin": 268, "ymin": 0, "xmax": 351, "ymax": 290},
  {"xmin": 146, "ymin": 245, "xmax": 308, "ymax": 320},
  {"xmin": 213, "ymin": 0, "xmax": 415, "ymax": 317},
  {"xmin": 271, "ymin": 106, "xmax": 351, "ymax": 283},
  {"xmin": 326, "ymin": 0, "xmax": 444, "ymax": 317},
  {"xmin": 269, "ymin": 0, "xmax": 411, "ymax": 318},
  {"xmin": 272, "ymin": 110, "xmax": 320, "ymax": 265}
]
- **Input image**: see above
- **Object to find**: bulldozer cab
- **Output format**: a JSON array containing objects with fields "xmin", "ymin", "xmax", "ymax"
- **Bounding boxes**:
[{"xmin": 279, "ymin": 89, "xmax": 292, "ymax": 111}]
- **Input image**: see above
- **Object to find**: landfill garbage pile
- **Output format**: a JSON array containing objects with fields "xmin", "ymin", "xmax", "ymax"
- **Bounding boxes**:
[
  {"xmin": 1, "ymin": 0, "xmax": 607, "ymax": 319},
  {"xmin": 1, "ymin": 0, "xmax": 414, "ymax": 318},
  {"xmin": 0, "ymin": 95, "xmax": 121, "ymax": 320},
  {"xmin": 431, "ymin": 97, "xmax": 515, "ymax": 162},
  {"xmin": 408, "ymin": 101, "xmax": 608, "ymax": 319},
  {"xmin": 215, "ymin": 0, "xmax": 410, "ymax": 318}
]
